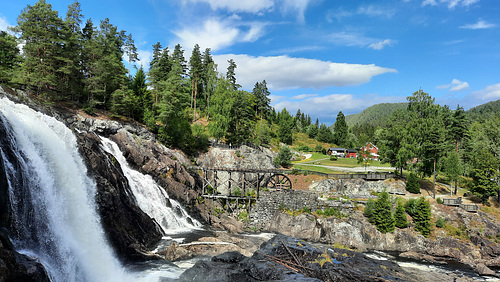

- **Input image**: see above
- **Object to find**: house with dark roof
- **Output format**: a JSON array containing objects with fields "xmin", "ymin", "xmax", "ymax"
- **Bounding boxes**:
[{"xmin": 327, "ymin": 147, "xmax": 345, "ymax": 157}]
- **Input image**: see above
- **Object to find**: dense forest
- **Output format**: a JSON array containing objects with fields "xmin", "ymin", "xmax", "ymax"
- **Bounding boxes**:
[{"xmin": 1, "ymin": 1, "xmax": 499, "ymax": 203}]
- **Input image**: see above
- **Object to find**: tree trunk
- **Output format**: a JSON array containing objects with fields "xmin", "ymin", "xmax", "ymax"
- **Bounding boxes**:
[
  {"xmin": 193, "ymin": 75, "xmax": 197, "ymax": 122},
  {"xmin": 454, "ymin": 179, "xmax": 458, "ymax": 195},
  {"xmin": 433, "ymin": 151, "xmax": 436, "ymax": 199}
]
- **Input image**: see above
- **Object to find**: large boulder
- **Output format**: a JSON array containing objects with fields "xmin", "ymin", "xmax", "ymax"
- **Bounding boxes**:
[{"xmin": 75, "ymin": 132, "xmax": 163, "ymax": 261}]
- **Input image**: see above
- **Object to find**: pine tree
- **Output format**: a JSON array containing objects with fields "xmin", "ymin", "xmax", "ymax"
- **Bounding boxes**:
[
  {"xmin": 394, "ymin": 201, "xmax": 408, "ymax": 229},
  {"xmin": 14, "ymin": 0, "xmax": 65, "ymax": 94},
  {"xmin": 252, "ymin": 80, "xmax": 271, "ymax": 120},
  {"xmin": 317, "ymin": 123, "xmax": 334, "ymax": 143},
  {"xmin": 189, "ymin": 44, "xmax": 202, "ymax": 119},
  {"xmin": 373, "ymin": 192, "xmax": 395, "ymax": 233},
  {"xmin": 226, "ymin": 59, "xmax": 240, "ymax": 90},
  {"xmin": 0, "ymin": 31, "xmax": 20, "ymax": 83}
]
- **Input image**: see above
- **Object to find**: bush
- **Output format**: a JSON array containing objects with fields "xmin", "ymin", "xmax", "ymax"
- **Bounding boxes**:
[
  {"xmin": 297, "ymin": 145, "xmax": 312, "ymax": 152},
  {"xmin": 321, "ymin": 148, "xmax": 327, "ymax": 155},
  {"xmin": 436, "ymin": 197, "xmax": 443, "ymax": 204},
  {"xmin": 274, "ymin": 146, "xmax": 293, "ymax": 168},
  {"xmin": 330, "ymin": 155, "xmax": 338, "ymax": 161},
  {"xmin": 315, "ymin": 144, "xmax": 323, "ymax": 152},
  {"xmin": 404, "ymin": 198, "xmax": 418, "ymax": 218},
  {"xmin": 436, "ymin": 217, "xmax": 445, "ymax": 228},
  {"xmin": 406, "ymin": 173, "xmax": 420, "ymax": 194}
]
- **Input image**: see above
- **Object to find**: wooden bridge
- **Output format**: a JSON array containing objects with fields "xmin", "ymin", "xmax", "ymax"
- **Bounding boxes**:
[
  {"xmin": 442, "ymin": 197, "xmax": 479, "ymax": 212},
  {"xmin": 189, "ymin": 167, "xmax": 292, "ymax": 200}
]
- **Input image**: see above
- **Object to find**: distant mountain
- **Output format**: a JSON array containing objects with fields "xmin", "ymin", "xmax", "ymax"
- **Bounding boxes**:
[
  {"xmin": 466, "ymin": 100, "xmax": 500, "ymax": 122},
  {"xmin": 342, "ymin": 103, "xmax": 407, "ymax": 128}
]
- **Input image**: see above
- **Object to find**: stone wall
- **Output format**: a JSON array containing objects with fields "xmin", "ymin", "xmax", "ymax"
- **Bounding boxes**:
[{"xmin": 249, "ymin": 190, "xmax": 353, "ymax": 229}]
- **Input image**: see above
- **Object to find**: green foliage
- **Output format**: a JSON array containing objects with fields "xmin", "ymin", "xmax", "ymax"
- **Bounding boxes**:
[
  {"xmin": 363, "ymin": 199, "xmax": 376, "ymax": 223},
  {"xmin": 394, "ymin": 201, "xmax": 408, "ymax": 229},
  {"xmin": 330, "ymin": 155, "xmax": 338, "ymax": 161},
  {"xmin": 436, "ymin": 197, "xmax": 443, "ymax": 204},
  {"xmin": 435, "ymin": 217, "xmax": 445, "ymax": 228},
  {"xmin": 373, "ymin": 191, "xmax": 395, "ymax": 233},
  {"xmin": 274, "ymin": 146, "xmax": 293, "ymax": 168},
  {"xmin": 297, "ymin": 145, "xmax": 312, "ymax": 152},
  {"xmin": 316, "ymin": 207, "xmax": 346, "ymax": 218},
  {"xmin": 413, "ymin": 197, "xmax": 432, "ymax": 237},
  {"xmin": 406, "ymin": 173, "xmax": 420, "ymax": 194},
  {"xmin": 317, "ymin": 123, "xmax": 334, "ymax": 143},
  {"xmin": 467, "ymin": 100, "xmax": 500, "ymax": 122},
  {"xmin": 278, "ymin": 108, "xmax": 294, "ymax": 145},
  {"xmin": 404, "ymin": 198, "xmax": 419, "ymax": 218},
  {"xmin": 0, "ymin": 31, "xmax": 20, "ymax": 83}
]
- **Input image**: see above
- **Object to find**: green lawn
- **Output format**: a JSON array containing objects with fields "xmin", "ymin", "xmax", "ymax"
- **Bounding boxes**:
[
  {"xmin": 294, "ymin": 154, "xmax": 392, "ymax": 168},
  {"xmin": 293, "ymin": 164, "xmax": 346, "ymax": 174}
]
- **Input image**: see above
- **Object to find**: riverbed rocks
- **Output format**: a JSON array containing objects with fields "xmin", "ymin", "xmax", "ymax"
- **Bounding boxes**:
[
  {"xmin": 264, "ymin": 210, "xmax": 500, "ymax": 278},
  {"xmin": 174, "ymin": 233, "xmax": 417, "ymax": 282},
  {"xmin": 160, "ymin": 231, "xmax": 271, "ymax": 261}
]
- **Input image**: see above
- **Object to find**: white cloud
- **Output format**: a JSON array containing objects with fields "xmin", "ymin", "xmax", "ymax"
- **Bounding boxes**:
[
  {"xmin": 174, "ymin": 19, "xmax": 240, "ymax": 51},
  {"xmin": 460, "ymin": 19, "xmax": 496, "ymax": 29},
  {"xmin": 471, "ymin": 83, "xmax": 500, "ymax": 100},
  {"xmin": 357, "ymin": 4, "xmax": 396, "ymax": 18},
  {"xmin": 328, "ymin": 32, "xmax": 394, "ymax": 50},
  {"xmin": 436, "ymin": 78, "xmax": 470, "ymax": 91},
  {"xmin": 368, "ymin": 39, "xmax": 393, "ymax": 50},
  {"xmin": 137, "ymin": 50, "xmax": 152, "ymax": 69},
  {"xmin": 292, "ymin": 94, "xmax": 318, "ymax": 100},
  {"xmin": 422, "ymin": 0, "xmax": 479, "ymax": 9},
  {"xmin": 0, "ymin": 16, "xmax": 10, "ymax": 31},
  {"xmin": 184, "ymin": 0, "xmax": 273, "ymax": 13},
  {"xmin": 279, "ymin": 0, "xmax": 315, "ymax": 23},
  {"xmin": 213, "ymin": 54, "xmax": 397, "ymax": 90}
]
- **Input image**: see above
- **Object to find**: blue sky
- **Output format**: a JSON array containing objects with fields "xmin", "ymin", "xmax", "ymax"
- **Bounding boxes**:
[{"xmin": 1, "ymin": 0, "xmax": 499, "ymax": 125}]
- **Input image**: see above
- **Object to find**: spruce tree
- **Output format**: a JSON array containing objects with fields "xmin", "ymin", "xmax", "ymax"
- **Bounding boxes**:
[
  {"xmin": 413, "ymin": 197, "xmax": 432, "ymax": 237},
  {"xmin": 394, "ymin": 201, "xmax": 408, "ymax": 229},
  {"xmin": 373, "ymin": 192, "xmax": 395, "ymax": 233},
  {"xmin": 363, "ymin": 199, "xmax": 376, "ymax": 223},
  {"xmin": 406, "ymin": 173, "xmax": 420, "ymax": 194},
  {"xmin": 333, "ymin": 111, "xmax": 348, "ymax": 146}
]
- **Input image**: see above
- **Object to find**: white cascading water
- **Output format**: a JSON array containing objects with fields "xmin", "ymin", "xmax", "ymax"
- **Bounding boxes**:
[
  {"xmin": 100, "ymin": 137, "xmax": 201, "ymax": 234},
  {"xmin": 0, "ymin": 98, "xmax": 183, "ymax": 281}
]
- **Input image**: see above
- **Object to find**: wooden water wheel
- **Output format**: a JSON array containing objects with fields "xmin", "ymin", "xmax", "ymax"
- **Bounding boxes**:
[{"xmin": 266, "ymin": 174, "xmax": 292, "ymax": 191}]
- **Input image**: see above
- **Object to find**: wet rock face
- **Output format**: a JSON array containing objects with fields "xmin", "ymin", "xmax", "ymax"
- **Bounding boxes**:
[
  {"xmin": 175, "ymin": 234, "xmax": 415, "ymax": 282},
  {"xmin": 108, "ymin": 129, "xmax": 209, "ymax": 223},
  {"xmin": 75, "ymin": 132, "xmax": 163, "ymax": 262}
]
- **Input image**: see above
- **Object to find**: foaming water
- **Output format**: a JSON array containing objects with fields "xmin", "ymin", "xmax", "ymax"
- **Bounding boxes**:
[
  {"xmin": 100, "ymin": 137, "xmax": 201, "ymax": 234},
  {"xmin": 0, "ymin": 98, "xmax": 182, "ymax": 281}
]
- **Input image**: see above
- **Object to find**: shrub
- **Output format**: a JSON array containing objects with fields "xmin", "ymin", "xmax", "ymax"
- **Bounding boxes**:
[
  {"xmin": 330, "ymin": 155, "xmax": 338, "ymax": 161},
  {"xmin": 321, "ymin": 148, "xmax": 327, "ymax": 155},
  {"xmin": 297, "ymin": 145, "xmax": 312, "ymax": 152},
  {"xmin": 315, "ymin": 144, "xmax": 323, "ymax": 152},
  {"xmin": 406, "ymin": 173, "xmax": 420, "ymax": 194},
  {"xmin": 395, "ymin": 202, "xmax": 408, "ymax": 229},
  {"xmin": 404, "ymin": 198, "xmax": 419, "ymax": 218},
  {"xmin": 436, "ymin": 197, "xmax": 443, "ymax": 204},
  {"xmin": 436, "ymin": 217, "xmax": 445, "ymax": 228}
]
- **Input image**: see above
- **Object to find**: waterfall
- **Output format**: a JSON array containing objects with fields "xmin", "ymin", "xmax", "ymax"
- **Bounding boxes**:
[
  {"xmin": 0, "ymin": 97, "xmax": 130, "ymax": 281},
  {"xmin": 100, "ymin": 137, "xmax": 201, "ymax": 234}
]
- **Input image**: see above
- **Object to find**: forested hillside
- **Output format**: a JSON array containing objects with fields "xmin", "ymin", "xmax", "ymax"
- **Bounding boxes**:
[
  {"xmin": 466, "ymin": 99, "xmax": 500, "ymax": 122},
  {"xmin": 344, "ymin": 103, "xmax": 407, "ymax": 127}
]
